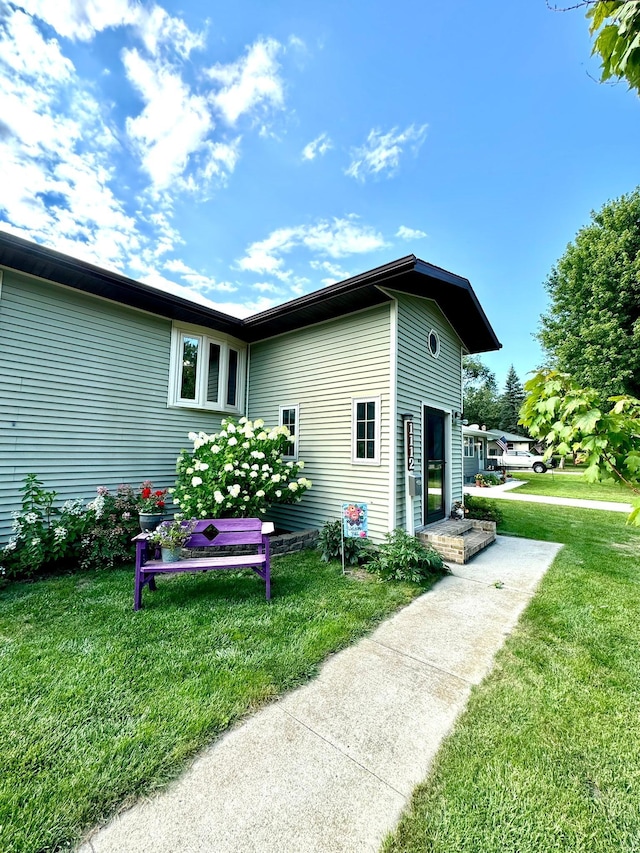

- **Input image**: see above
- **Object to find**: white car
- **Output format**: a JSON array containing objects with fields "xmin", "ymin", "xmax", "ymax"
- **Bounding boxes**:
[{"xmin": 496, "ymin": 451, "xmax": 552, "ymax": 474}]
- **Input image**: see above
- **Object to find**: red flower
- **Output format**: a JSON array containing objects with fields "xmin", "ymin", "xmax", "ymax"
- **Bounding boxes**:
[
  {"xmin": 141, "ymin": 487, "xmax": 152, "ymax": 500},
  {"xmin": 154, "ymin": 490, "xmax": 164, "ymax": 497}
]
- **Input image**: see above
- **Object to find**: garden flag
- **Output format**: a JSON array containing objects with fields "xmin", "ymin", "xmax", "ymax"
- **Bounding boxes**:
[
  {"xmin": 496, "ymin": 435, "xmax": 508, "ymax": 453},
  {"xmin": 342, "ymin": 502, "xmax": 368, "ymax": 538}
]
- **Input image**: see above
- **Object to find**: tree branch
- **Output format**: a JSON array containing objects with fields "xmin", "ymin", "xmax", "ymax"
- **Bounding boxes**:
[{"xmin": 602, "ymin": 450, "xmax": 640, "ymax": 496}]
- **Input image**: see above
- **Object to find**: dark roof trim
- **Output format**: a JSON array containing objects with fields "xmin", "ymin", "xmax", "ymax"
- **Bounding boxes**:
[
  {"xmin": 0, "ymin": 231, "xmax": 244, "ymax": 337},
  {"xmin": 0, "ymin": 232, "xmax": 501, "ymax": 354}
]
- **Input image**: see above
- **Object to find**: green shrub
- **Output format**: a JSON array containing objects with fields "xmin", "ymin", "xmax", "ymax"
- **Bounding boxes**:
[
  {"xmin": 317, "ymin": 520, "xmax": 375, "ymax": 565},
  {"xmin": 463, "ymin": 495, "xmax": 504, "ymax": 524},
  {"xmin": 366, "ymin": 528, "xmax": 445, "ymax": 583},
  {"xmin": 79, "ymin": 485, "xmax": 141, "ymax": 570}
]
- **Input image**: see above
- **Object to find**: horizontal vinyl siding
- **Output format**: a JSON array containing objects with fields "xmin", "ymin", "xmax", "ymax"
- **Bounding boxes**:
[
  {"xmin": 394, "ymin": 292, "xmax": 463, "ymax": 528},
  {"xmin": 0, "ymin": 273, "xmax": 227, "ymax": 541},
  {"xmin": 248, "ymin": 306, "xmax": 391, "ymax": 542}
]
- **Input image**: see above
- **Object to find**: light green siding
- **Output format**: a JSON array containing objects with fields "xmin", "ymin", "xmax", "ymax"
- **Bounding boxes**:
[
  {"xmin": 0, "ymin": 271, "xmax": 228, "ymax": 541},
  {"xmin": 248, "ymin": 306, "xmax": 392, "ymax": 541},
  {"xmin": 394, "ymin": 292, "xmax": 464, "ymax": 529}
]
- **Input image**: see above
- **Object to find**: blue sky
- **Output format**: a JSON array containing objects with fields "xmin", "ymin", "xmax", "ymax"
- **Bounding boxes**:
[{"xmin": 1, "ymin": 0, "xmax": 639, "ymax": 388}]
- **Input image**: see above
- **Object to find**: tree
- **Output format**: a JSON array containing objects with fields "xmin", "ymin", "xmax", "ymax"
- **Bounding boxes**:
[
  {"xmin": 520, "ymin": 369, "xmax": 640, "ymax": 524},
  {"xmin": 462, "ymin": 356, "xmax": 500, "ymax": 427},
  {"xmin": 498, "ymin": 365, "xmax": 526, "ymax": 434},
  {"xmin": 588, "ymin": 1, "xmax": 640, "ymax": 94},
  {"xmin": 538, "ymin": 188, "xmax": 640, "ymax": 400}
]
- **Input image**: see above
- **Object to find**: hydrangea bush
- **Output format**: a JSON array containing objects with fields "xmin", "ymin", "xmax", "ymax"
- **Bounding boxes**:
[{"xmin": 172, "ymin": 418, "xmax": 312, "ymax": 518}]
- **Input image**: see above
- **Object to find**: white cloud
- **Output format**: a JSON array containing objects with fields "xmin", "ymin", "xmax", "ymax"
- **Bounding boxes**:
[
  {"xmin": 310, "ymin": 260, "xmax": 352, "ymax": 284},
  {"xmin": 302, "ymin": 132, "xmax": 332, "ymax": 161},
  {"xmin": 396, "ymin": 225, "xmax": 427, "ymax": 240},
  {"xmin": 22, "ymin": 0, "xmax": 206, "ymax": 59},
  {"xmin": 164, "ymin": 258, "xmax": 237, "ymax": 293},
  {"xmin": 252, "ymin": 282, "xmax": 284, "ymax": 294},
  {"xmin": 207, "ymin": 38, "xmax": 284, "ymax": 125},
  {"xmin": 238, "ymin": 216, "xmax": 386, "ymax": 286},
  {"xmin": 346, "ymin": 124, "xmax": 428, "ymax": 181},
  {"xmin": 123, "ymin": 48, "xmax": 213, "ymax": 192}
]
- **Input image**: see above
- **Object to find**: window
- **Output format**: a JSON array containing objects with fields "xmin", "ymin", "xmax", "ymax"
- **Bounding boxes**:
[
  {"xmin": 169, "ymin": 325, "xmax": 245, "ymax": 412},
  {"xmin": 352, "ymin": 396, "xmax": 381, "ymax": 464},
  {"xmin": 464, "ymin": 436, "xmax": 475, "ymax": 458},
  {"xmin": 279, "ymin": 405, "xmax": 299, "ymax": 459},
  {"xmin": 427, "ymin": 329, "xmax": 440, "ymax": 358},
  {"xmin": 488, "ymin": 448, "xmax": 499, "ymax": 456}
]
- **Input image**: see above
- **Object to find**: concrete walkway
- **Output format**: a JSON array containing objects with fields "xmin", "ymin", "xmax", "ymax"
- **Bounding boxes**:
[
  {"xmin": 78, "ymin": 535, "xmax": 561, "ymax": 853},
  {"xmin": 464, "ymin": 479, "xmax": 632, "ymax": 513}
]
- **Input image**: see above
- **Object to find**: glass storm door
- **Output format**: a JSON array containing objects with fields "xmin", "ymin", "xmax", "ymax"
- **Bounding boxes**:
[{"xmin": 424, "ymin": 407, "xmax": 446, "ymax": 524}]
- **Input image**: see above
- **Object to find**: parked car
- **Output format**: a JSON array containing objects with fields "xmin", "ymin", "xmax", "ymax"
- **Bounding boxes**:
[{"xmin": 496, "ymin": 451, "xmax": 554, "ymax": 474}]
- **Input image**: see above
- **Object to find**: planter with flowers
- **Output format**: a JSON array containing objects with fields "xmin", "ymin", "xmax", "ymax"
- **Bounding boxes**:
[
  {"xmin": 146, "ymin": 518, "xmax": 197, "ymax": 562},
  {"xmin": 138, "ymin": 481, "xmax": 168, "ymax": 531}
]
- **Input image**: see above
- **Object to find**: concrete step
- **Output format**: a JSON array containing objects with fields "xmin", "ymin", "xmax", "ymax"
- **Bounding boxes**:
[{"xmin": 417, "ymin": 519, "xmax": 496, "ymax": 564}]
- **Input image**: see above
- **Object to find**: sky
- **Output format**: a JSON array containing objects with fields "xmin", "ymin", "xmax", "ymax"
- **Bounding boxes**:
[{"xmin": 1, "ymin": 0, "xmax": 639, "ymax": 388}]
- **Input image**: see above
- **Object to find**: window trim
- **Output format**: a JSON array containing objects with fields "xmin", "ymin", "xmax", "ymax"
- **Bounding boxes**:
[
  {"xmin": 279, "ymin": 404, "xmax": 299, "ymax": 460},
  {"xmin": 168, "ymin": 324, "xmax": 246, "ymax": 413},
  {"xmin": 463, "ymin": 436, "xmax": 475, "ymax": 458},
  {"xmin": 351, "ymin": 396, "xmax": 381, "ymax": 466}
]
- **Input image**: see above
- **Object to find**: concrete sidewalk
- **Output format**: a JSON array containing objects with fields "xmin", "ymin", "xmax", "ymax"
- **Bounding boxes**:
[
  {"xmin": 78, "ymin": 536, "xmax": 562, "ymax": 853},
  {"xmin": 464, "ymin": 479, "xmax": 632, "ymax": 513}
]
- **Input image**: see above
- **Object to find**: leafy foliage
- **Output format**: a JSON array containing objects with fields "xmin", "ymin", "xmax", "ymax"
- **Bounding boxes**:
[
  {"xmin": 463, "ymin": 495, "xmax": 504, "ymax": 524},
  {"xmin": 463, "ymin": 356, "xmax": 500, "ymax": 427},
  {"xmin": 538, "ymin": 188, "xmax": 640, "ymax": 400},
  {"xmin": 520, "ymin": 369, "xmax": 640, "ymax": 523},
  {"xmin": 79, "ymin": 485, "xmax": 141, "ymax": 570},
  {"xmin": 366, "ymin": 528, "xmax": 446, "ymax": 583},
  {"xmin": 0, "ymin": 475, "xmax": 88, "ymax": 581},
  {"xmin": 317, "ymin": 520, "xmax": 375, "ymax": 565},
  {"xmin": 172, "ymin": 418, "xmax": 311, "ymax": 519},
  {"xmin": 588, "ymin": 1, "xmax": 640, "ymax": 93}
]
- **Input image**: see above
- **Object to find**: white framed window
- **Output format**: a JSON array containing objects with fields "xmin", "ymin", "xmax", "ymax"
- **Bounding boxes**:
[
  {"xmin": 168, "ymin": 324, "xmax": 245, "ymax": 413},
  {"xmin": 352, "ymin": 396, "xmax": 381, "ymax": 465},
  {"xmin": 427, "ymin": 329, "xmax": 440, "ymax": 358},
  {"xmin": 463, "ymin": 436, "xmax": 475, "ymax": 458},
  {"xmin": 279, "ymin": 405, "xmax": 299, "ymax": 460}
]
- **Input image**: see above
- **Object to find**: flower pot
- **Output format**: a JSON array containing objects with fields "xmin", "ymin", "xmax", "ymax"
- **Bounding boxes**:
[
  {"xmin": 160, "ymin": 546, "xmax": 182, "ymax": 563},
  {"xmin": 139, "ymin": 512, "xmax": 164, "ymax": 531}
]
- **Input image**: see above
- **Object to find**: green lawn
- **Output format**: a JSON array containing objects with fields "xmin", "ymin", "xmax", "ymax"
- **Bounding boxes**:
[
  {"xmin": 0, "ymin": 552, "xmax": 428, "ymax": 853},
  {"xmin": 510, "ymin": 471, "xmax": 633, "ymax": 503},
  {"xmin": 384, "ymin": 502, "xmax": 640, "ymax": 853}
]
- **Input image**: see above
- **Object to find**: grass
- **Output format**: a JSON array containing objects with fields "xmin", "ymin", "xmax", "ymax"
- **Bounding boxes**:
[
  {"xmin": 384, "ymin": 502, "xmax": 640, "ymax": 853},
  {"xmin": 0, "ymin": 551, "xmax": 431, "ymax": 853},
  {"xmin": 509, "ymin": 471, "xmax": 633, "ymax": 504}
]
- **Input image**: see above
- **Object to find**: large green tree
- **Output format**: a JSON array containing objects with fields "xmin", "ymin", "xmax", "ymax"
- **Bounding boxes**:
[
  {"xmin": 462, "ymin": 357, "xmax": 500, "ymax": 428},
  {"xmin": 498, "ymin": 365, "xmax": 526, "ymax": 434},
  {"xmin": 538, "ymin": 188, "xmax": 640, "ymax": 400}
]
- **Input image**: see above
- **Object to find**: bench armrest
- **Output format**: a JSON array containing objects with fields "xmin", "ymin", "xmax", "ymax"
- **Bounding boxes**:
[{"xmin": 261, "ymin": 522, "xmax": 275, "ymax": 536}]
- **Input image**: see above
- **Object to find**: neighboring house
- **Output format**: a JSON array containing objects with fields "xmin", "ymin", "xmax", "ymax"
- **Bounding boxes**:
[
  {"xmin": 0, "ymin": 232, "xmax": 501, "ymax": 543},
  {"xmin": 463, "ymin": 426, "xmax": 534, "ymax": 482}
]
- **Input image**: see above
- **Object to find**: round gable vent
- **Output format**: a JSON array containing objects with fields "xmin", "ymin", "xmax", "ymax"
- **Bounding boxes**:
[{"xmin": 427, "ymin": 329, "xmax": 440, "ymax": 358}]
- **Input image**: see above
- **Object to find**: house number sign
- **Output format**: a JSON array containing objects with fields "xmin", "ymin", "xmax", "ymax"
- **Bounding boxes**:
[{"xmin": 406, "ymin": 420, "xmax": 415, "ymax": 471}]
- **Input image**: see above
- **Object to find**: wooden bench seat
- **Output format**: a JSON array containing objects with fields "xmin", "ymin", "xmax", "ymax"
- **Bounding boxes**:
[{"xmin": 133, "ymin": 518, "xmax": 273, "ymax": 610}]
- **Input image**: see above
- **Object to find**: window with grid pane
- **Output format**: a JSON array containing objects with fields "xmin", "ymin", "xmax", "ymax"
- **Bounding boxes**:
[
  {"xmin": 352, "ymin": 397, "xmax": 380, "ymax": 464},
  {"xmin": 279, "ymin": 405, "xmax": 299, "ymax": 459}
]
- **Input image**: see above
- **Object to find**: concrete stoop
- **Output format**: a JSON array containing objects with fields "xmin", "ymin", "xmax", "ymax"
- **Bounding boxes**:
[{"xmin": 417, "ymin": 518, "xmax": 496, "ymax": 564}]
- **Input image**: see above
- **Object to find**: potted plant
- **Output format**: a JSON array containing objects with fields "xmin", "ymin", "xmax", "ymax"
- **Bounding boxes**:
[
  {"xmin": 147, "ymin": 518, "xmax": 196, "ymax": 562},
  {"xmin": 137, "ymin": 480, "xmax": 168, "ymax": 530}
]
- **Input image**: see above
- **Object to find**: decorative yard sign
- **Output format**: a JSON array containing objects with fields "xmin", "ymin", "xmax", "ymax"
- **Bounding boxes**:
[
  {"xmin": 406, "ymin": 419, "xmax": 415, "ymax": 471},
  {"xmin": 341, "ymin": 502, "xmax": 368, "ymax": 575},
  {"xmin": 342, "ymin": 502, "xmax": 368, "ymax": 538}
]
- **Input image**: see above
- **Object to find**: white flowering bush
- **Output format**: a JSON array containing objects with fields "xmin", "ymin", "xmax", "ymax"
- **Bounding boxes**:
[
  {"xmin": 172, "ymin": 418, "xmax": 312, "ymax": 518},
  {"xmin": 1, "ymin": 475, "xmax": 88, "ymax": 581}
]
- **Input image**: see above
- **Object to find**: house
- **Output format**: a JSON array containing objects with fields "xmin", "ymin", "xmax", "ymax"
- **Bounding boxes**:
[
  {"xmin": 0, "ymin": 232, "xmax": 501, "ymax": 544},
  {"xmin": 463, "ymin": 426, "xmax": 534, "ymax": 482}
]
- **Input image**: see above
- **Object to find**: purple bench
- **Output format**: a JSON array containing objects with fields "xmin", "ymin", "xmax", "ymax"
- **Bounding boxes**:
[{"xmin": 133, "ymin": 518, "xmax": 273, "ymax": 611}]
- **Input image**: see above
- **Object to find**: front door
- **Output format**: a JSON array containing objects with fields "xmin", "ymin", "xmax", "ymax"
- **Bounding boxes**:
[{"xmin": 424, "ymin": 407, "xmax": 446, "ymax": 524}]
